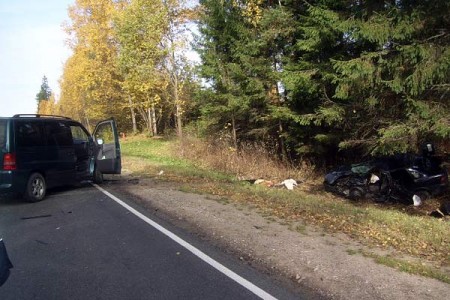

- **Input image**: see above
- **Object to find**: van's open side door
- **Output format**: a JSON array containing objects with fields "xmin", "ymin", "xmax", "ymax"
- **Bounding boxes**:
[{"xmin": 92, "ymin": 118, "xmax": 121, "ymax": 174}]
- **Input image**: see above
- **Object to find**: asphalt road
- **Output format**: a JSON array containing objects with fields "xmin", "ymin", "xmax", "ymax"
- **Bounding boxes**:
[{"xmin": 0, "ymin": 184, "xmax": 307, "ymax": 299}]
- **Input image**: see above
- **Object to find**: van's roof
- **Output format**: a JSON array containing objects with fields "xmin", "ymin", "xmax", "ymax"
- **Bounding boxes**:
[{"xmin": 11, "ymin": 114, "xmax": 72, "ymax": 119}]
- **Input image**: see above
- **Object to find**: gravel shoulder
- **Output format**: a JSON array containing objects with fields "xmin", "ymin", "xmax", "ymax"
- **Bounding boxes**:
[{"xmin": 104, "ymin": 171, "xmax": 449, "ymax": 300}]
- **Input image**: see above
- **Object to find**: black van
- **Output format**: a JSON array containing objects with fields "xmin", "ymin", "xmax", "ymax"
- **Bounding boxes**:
[{"xmin": 0, "ymin": 114, "xmax": 121, "ymax": 202}]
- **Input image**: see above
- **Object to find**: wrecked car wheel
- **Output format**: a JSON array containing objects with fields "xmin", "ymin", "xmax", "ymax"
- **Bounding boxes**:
[
  {"xmin": 349, "ymin": 187, "xmax": 364, "ymax": 200},
  {"xmin": 331, "ymin": 177, "xmax": 352, "ymax": 197}
]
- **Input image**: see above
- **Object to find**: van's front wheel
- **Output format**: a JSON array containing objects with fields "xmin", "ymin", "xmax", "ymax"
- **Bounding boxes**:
[
  {"xmin": 93, "ymin": 166, "xmax": 103, "ymax": 184},
  {"xmin": 24, "ymin": 173, "xmax": 46, "ymax": 202}
]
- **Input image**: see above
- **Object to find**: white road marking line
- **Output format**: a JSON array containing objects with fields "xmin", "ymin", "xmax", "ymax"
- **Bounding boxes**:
[{"xmin": 93, "ymin": 184, "xmax": 278, "ymax": 300}]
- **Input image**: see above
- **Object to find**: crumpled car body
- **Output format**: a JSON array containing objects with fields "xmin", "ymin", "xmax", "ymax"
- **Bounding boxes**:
[{"xmin": 324, "ymin": 153, "xmax": 449, "ymax": 204}]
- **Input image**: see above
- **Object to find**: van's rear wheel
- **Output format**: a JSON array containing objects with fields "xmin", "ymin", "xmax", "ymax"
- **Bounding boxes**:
[{"xmin": 24, "ymin": 173, "xmax": 46, "ymax": 202}]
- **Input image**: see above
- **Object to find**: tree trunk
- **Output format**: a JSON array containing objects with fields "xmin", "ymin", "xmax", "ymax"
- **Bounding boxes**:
[
  {"xmin": 278, "ymin": 121, "xmax": 288, "ymax": 163},
  {"xmin": 147, "ymin": 108, "xmax": 153, "ymax": 136},
  {"xmin": 271, "ymin": 53, "xmax": 288, "ymax": 162},
  {"xmin": 85, "ymin": 116, "xmax": 91, "ymax": 133},
  {"xmin": 175, "ymin": 85, "xmax": 183, "ymax": 139},
  {"xmin": 128, "ymin": 96, "xmax": 137, "ymax": 134},
  {"xmin": 171, "ymin": 50, "xmax": 182, "ymax": 139},
  {"xmin": 151, "ymin": 105, "xmax": 157, "ymax": 136},
  {"xmin": 176, "ymin": 104, "xmax": 182, "ymax": 139},
  {"xmin": 231, "ymin": 114, "xmax": 237, "ymax": 149}
]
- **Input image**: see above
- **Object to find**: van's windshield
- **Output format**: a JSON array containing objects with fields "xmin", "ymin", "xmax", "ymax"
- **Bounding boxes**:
[{"xmin": 0, "ymin": 119, "xmax": 6, "ymax": 150}]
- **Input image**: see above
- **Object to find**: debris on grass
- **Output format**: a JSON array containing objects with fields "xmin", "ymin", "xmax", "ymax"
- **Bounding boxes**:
[
  {"xmin": 250, "ymin": 178, "xmax": 301, "ymax": 190},
  {"xmin": 430, "ymin": 202, "xmax": 450, "ymax": 218},
  {"xmin": 253, "ymin": 179, "xmax": 274, "ymax": 187},
  {"xmin": 277, "ymin": 179, "xmax": 299, "ymax": 190}
]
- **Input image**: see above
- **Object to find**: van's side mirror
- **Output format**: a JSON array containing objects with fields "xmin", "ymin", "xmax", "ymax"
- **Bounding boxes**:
[{"xmin": 97, "ymin": 139, "xmax": 104, "ymax": 145}]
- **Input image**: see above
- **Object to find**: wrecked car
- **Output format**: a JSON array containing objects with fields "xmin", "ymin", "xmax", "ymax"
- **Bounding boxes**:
[{"xmin": 324, "ymin": 146, "xmax": 448, "ymax": 205}]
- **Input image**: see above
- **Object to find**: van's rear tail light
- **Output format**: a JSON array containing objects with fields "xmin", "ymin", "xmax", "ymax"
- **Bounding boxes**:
[{"xmin": 3, "ymin": 153, "xmax": 16, "ymax": 170}]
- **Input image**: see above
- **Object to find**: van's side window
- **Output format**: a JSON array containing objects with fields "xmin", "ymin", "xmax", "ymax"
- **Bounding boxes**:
[
  {"xmin": 0, "ymin": 120, "xmax": 6, "ymax": 149},
  {"xmin": 94, "ymin": 123, "xmax": 114, "ymax": 144},
  {"xmin": 16, "ymin": 121, "xmax": 44, "ymax": 147},
  {"xmin": 44, "ymin": 122, "xmax": 72, "ymax": 146},
  {"xmin": 70, "ymin": 125, "xmax": 89, "ymax": 144}
]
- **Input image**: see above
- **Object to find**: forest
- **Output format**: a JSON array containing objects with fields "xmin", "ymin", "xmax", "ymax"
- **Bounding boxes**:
[{"xmin": 36, "ymin": 0, "xmax": 450, "ymax": 164}]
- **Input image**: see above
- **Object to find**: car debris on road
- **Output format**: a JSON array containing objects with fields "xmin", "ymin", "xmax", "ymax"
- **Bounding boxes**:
[{"xmin": 249, "ymin": 178, "xmax": 301, "ymax": 190}]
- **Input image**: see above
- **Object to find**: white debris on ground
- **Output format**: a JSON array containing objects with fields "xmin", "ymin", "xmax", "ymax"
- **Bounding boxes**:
[
  {"xmin": 280, "ymin": 179, "xmax": 298, "ymax": 190},
  {"xmin": 412, "ymin": 194, "xmax": 422, "ymax": 207},
  {"xmin": 253, "ymin": 178, "xmax": 300, "ymax": 190}
]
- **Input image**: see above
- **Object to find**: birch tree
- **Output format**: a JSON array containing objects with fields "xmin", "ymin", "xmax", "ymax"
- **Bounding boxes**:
[{"xmin": 114, "ymin": 0, "xmax": 168, "ymax": 136}]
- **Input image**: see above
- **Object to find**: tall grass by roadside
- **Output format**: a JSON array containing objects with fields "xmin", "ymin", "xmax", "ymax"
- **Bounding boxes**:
[
  {"xmin": 120, "ymin": 135, "xmax": 450, "ymax": 274},
  {"xmin": 177, "ymin": 135, "xmax": 317, "ymax": 182}
]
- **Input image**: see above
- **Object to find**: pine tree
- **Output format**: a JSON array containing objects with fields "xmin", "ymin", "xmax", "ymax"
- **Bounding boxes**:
[{"xmin": 36, "ymin": 76, "xmax": 52, "ymax": 104}]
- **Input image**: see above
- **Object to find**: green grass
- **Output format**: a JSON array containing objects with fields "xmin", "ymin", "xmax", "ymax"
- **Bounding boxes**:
[
  {"xmin": 362, "ymin": 252, "xmax": 450, "ymax": 284},
  {"xmin": 295, "ymin": 224, "xmax": 308, "ymax": 235},
  {"xmin": 346, "ymin": 249, "xmax": 359, "ymax": 256},
  {"xmin": 121, "ymin": 138, "xmax": 189, "ymax": 167},
  {"xmin": 120, "ymin": 136, "xmax": 450, "ymax": 282},
  {"xmin": 121, "ymin": 138, "xmax": 234, "ymax": 182}
]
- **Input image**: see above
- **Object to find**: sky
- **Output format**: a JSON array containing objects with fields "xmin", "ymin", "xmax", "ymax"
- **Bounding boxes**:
[{"xmin": 0, "ymin": 0, "xmax": 74, "ymax": 117}]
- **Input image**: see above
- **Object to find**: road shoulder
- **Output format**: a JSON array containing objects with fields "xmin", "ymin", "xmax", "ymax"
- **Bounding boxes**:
[{"xmin": 105, "ymin": 175, "xmax": 449, "ymax": 300}]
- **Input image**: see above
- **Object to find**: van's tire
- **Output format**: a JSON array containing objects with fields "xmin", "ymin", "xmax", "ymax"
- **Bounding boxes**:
[
  {"xmin": 24, "ymin": 173, "xmax": 46, "ymax": 202},
  {"xmin": 93, "ymin": 166, "xmax": 103, "ymax": 184}
]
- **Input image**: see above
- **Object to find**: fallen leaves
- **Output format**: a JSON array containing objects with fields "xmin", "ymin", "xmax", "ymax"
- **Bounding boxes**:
[{"xmin": 122, "ymin": 139, "xmax": 450, "ymax": 266}]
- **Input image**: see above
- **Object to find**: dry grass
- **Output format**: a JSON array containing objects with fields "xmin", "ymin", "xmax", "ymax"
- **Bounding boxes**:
[
  {"xmin": 176, "ymin": 135, "xmax": 318, "ymax": 183},
  {"xmin": 120, "ymin": 136, "xmax": 450, "ymax": 279}
]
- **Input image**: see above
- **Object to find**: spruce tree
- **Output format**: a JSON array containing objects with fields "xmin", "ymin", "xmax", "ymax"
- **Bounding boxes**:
[
  {"xmin": 36, "ymin": 76, "xmax": 52, "ymax": 104},
  {"xmin": 283, "ymin": 0, "xmax": 450, "ymax": 157}
]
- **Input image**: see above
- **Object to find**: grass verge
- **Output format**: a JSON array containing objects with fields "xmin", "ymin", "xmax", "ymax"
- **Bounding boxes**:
[
  {"xmin": 362, "ymin": 251, "xmax": 450, "ymax": 284},
  {"xmin": 120, "ymin": 136, "xmax": 450, "ymax": 282}
]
